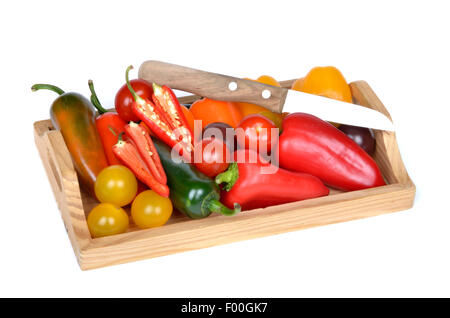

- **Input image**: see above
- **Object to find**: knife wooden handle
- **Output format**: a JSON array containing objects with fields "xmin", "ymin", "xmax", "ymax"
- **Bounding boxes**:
[{"xmin": 138, "ymin": 60, "xmax": 288, "ymax": 113}]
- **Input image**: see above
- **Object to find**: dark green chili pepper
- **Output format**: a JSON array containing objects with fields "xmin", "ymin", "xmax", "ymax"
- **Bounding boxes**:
[{"xmin": 153, "ymin": 139, "xmax": 240, "ymax": 219}]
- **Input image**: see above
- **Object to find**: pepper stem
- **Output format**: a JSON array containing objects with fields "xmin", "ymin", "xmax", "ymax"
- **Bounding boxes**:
[
  {"xmin": 152, "ymin": 82, "xmax": 162, "ymax": 96},
  {"xmin": 31, "ymin": 84, "xmax": 65, "ymax": 95},
  {"xmin": 215, "ymin": 162, "xmax": 239, "ymax": 191},
  {"xmin": 88, "ymin": 80, "xmax": 109, "ymax": 114},
  {"xmin": 207, "ymin": 200, "xmax": 241, "ymax": 216},
  {"xmin": 125, "ymin": 65, "xmax": 144, "ymax": 104}
]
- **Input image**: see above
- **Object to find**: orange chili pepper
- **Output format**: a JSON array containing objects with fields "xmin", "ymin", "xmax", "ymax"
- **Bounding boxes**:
[{"xmin": 32, "ymin": 84, "xmax": 108, "ymax": 197}]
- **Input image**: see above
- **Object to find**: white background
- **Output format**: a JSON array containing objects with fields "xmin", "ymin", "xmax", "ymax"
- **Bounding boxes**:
[{"xmin": 1, "ymin": 0, "xmax": 449, "ymax": 297}]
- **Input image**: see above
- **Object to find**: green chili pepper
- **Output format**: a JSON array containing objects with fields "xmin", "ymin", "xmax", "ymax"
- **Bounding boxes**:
[{"xmin": 153, "ymin": 139, "xmax": 240, "ymax": 219}]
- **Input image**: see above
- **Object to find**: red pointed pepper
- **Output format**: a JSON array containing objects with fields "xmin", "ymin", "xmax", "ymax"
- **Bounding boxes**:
[
  {"xmin": 215, "ymin": 149, "xmax": 329, "ymax": 211},
  {"xmin": 277, "ymin": 113, "xmax": 385, "ymax": 191},
  {"xmin": 125, "ymin": 66, "xmax": 194, "ymax": 161},
  {"xmin": 124, "ymin": 122, "xmax": 167, "ymax": 185},
  {"xmin": 112, "ymin": 130, "xmax": 169, "ymax": 198},
  {"xmin": 88, "ymin": 80, "xmax": 127, "ymax": 166}
]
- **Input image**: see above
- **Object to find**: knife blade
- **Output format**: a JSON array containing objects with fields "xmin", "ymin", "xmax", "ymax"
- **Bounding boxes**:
[{"xmin": 138, "ymin": 60, "xmax": 394, "ymax": 131}]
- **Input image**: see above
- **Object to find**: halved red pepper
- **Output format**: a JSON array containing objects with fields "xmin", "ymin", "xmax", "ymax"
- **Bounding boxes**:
[
  {"xmin": 124, "ymin": 122, "xmax": 166, "ymax": 185},
  {"xmin": 125, "ymin": 66, "xmax": 193, "ymax": 161},
  {"xmin": 88, "ymin": 80, "xmax": 126, "ymax": 165},
  {"xmin": 216, "ymin": 149, "xmax": 329, "ymax": 211},
  {"xmin": 277, "ymin": 113, "xmax": 386, "ymax": 191},
  {"xmin": 112, "ymin": 127, "xmax": 169, "ymax": 198}
]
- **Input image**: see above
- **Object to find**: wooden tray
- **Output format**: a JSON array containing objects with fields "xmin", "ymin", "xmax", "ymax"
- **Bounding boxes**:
[{"xmin": 33, "ymin": 80, "xmax": 415, "ymax": 270}]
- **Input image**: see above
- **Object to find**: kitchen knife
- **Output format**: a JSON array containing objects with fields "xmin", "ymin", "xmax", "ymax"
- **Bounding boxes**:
[{"xmin": 138, "ymin": 61, "xmax": 394, "ymax": 131}]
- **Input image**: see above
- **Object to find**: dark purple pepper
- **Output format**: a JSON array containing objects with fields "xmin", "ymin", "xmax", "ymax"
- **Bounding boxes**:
[
  {"xmin": 338, "ymin": 124, "xmax": 376, "ymax": 155},
  {"xmin": 203, "ymin": 122, "xmax": 237, "ymax": 152}
]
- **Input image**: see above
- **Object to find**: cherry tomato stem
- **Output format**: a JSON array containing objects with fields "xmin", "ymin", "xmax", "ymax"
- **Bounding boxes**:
[{"xmin": 125, "ymin": 65, "xmax": 141, "ymax": 102}]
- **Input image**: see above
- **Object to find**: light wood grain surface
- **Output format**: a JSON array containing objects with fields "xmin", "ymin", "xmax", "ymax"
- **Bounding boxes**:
[
  {"xmin": 139, "ymin": 60, "xmax": 288, "ymax": 113},
  {"xmin": 33, "ymin": 80, "xmax": 415, "ymax": 270}
]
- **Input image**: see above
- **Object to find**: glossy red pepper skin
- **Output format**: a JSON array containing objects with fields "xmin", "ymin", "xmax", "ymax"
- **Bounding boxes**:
[
  {"xmin": 88, "ymin": 80, "xmax": 127, "ymax": 166},
  {"xmin": 277, "ymin": 113, "xmax": 385, "ymax": 191},
  {"xmin": 95, "ymin": 113, "xmax": 126, "ymax": 165},
  {"xmin": 216, "ymin": 149, "xmax": 329, "ymax": 211}
]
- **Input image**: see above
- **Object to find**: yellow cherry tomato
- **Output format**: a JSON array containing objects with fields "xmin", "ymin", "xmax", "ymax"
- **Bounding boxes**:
[
  {"xmin": 95, "ymin": 165, "xmax": 138, "ymax": 207},
  {"xmin": 131, "ymin": 190, "xmax": 173, "ymax": 229},
  {"xmin": 87, "ymin": 203, "xmax": 129, "ymax": 238}
]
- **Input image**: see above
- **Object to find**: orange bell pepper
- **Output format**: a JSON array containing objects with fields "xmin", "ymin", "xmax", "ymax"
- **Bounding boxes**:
[
  {"xmin": 292, "ymin": 66, "xmax": 352, "ymax": 127},
  {"xmin": 181, "ymin": 105, "xmax": 195, "ymax": 133},
  {"xmin": 190, "ymin": 98, "xmax": 243, "ymax": 129},
  {"xmin": 291, "ymin": 66, "xmax": 352, "ymax": 103},
  {"xmin": 291, "ymin": 77, "xmax": 305, "ymax": 91}
]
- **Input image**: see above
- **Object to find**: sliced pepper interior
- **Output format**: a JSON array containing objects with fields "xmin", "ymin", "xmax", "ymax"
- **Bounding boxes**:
[
  {"xmin": 152, "ymin": 83, "xmax": 193, "ymax": 152},
  {"xmin": 125, "ymin": 66, "xmax": 193, "ymax": 161}
]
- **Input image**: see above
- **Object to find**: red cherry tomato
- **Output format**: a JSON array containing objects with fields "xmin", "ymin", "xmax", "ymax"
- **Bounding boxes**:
[
  {"xmin": 115, "ymin": 79, "xmax": 153, "ymax": 122},
  {"xmin": 236, "ymin": 114, "xmax": 277, "ymax": 153},
  {"xmin": 194, "ymin": 138, "xmax": 230, "ymax": 177}
]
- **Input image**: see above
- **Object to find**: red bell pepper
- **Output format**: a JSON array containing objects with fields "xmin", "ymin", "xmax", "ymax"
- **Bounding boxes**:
[
  {"xmin": 112, "ymin": 128, "xmax": 169, "ymax": 198},
  {"xmin": 125, "ymin": 66, "xmax": 194, "ymax": 161},
  {"xmin": 277, "ymin": 113, "xmax": 385, "ymax": 191},
  {"xmin": 215, "ymin": 149, "xmax": 329, "ymax": 211},
  {"xmin": 88, "ymin": 80, "xmax": 127, "ymax": 165}
]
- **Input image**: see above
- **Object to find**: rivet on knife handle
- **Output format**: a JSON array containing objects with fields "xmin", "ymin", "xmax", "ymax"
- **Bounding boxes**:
[{"xmin": 138, "ymin": 60, "xmax": 288, "ymax": 113}]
